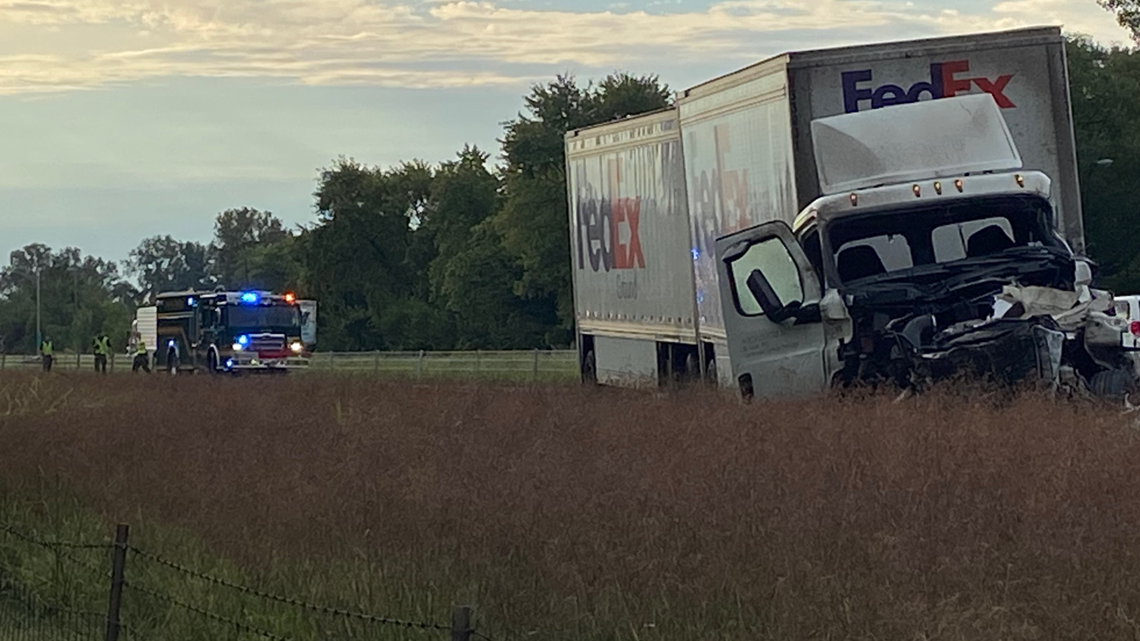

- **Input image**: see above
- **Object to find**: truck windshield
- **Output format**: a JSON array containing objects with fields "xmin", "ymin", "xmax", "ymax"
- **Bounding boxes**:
[
  {"xmin": 826, "ymin": 196, "xmax": 1061, "ymax": 285},
  {"xmin": 227, "ymin": 305, "xmax": 301, "ymax": 332}
]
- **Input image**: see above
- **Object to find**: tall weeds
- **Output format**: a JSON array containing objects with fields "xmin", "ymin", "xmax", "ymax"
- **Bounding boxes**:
[{"xmin": 1, "ymin": 373, "xmax": 1139, "ymax": 640}]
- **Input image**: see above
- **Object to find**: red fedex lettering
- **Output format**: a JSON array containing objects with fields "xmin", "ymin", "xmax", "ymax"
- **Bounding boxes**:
[
  {"xmin": 610, "ymin": 198, "xmax": 628, "ymax": 269},
  {"xmin": 624, "ymin": 199, "xmax": 644, "ymax": 269},
  {"xmin": 942, "ymin": 60, "xmax": 1016, "ymax": 108},
  {"xmin": 940, "ymin": 60, "xmax": 973, "ymax": 97},
  {"xmin": 973, "ymin": 75, "xmax": 1015, "ymax": 108}
]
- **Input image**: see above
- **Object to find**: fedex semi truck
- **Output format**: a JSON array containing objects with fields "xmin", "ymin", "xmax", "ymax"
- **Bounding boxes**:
[{"xmin": 567, "ymin": 26, "xmax": 1085, "ymax": 390}]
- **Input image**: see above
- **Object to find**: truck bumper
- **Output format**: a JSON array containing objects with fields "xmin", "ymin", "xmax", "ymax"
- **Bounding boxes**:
[{"xmin": 225, "ymin": 353, "xmax": 310, "ymax": 371}]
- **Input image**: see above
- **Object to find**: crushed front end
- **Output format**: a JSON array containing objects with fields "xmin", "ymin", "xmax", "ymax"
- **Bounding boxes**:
[{"xmin": 821, "ymin": 193, "xmax": 1132, "ymax": 396}]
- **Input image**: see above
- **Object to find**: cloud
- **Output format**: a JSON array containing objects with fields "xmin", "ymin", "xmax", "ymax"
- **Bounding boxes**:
[{"xmin": 0, "ymin": 0, "xmax": 1130, "ymax": 95}]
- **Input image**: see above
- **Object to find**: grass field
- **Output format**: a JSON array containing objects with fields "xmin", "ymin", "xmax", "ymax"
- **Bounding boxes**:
[{"xmin": 3, "ymin": 373, "xmax": 1140, "ymax": 640}]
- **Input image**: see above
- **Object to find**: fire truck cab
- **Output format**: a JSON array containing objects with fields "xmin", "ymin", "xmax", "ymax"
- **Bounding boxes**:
[{"xmin": 156, "ymin": 289, "xmax": 309, "ymax": 375}]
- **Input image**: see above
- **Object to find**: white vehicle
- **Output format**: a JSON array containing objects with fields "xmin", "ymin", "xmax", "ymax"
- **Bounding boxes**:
[
  {"xmin": 566, "ymin": 109, "xmax": 700, "ymax": 386},
  {"xmin": 298, "ymin": 299, "xmax": 318, "ymax": 350},
  {"xmin": 566, "ymin": 25, "xmax": 1085, "ymax": 390},
  {"xmin": 1115, "ymin": 295, "xmax": 1140, "ymax": 350},
  {"xmin": 131, "ymin": 305, "xmax": 157, "ymax": 363}
]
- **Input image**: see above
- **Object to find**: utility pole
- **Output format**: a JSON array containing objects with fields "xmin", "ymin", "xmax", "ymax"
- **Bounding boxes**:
[{"xmin": 35, "ymin": 268, "xmax": 41, "ymax": 352}]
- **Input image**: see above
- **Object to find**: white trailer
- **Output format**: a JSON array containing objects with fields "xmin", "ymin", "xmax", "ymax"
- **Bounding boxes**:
[
  {"xmin": 131, "ymin": 306, "xmax": 157, "ymax": 362},
  {"xmin": 565, "ymin": 108, "xmax": 702, "ymax": 386},
  {"xmin": 298, "ymin": 299, "xmax": 318, "ymax": 349},
  {"xmin": 677, "ymin": 25, "xmax": 1081, "ymax": 387}
]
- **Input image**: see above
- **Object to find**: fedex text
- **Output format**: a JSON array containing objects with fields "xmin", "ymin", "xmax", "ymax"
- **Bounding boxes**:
[{"xmin": 842, "ymin": 61, "xmax": 1015, "ymax": 114}]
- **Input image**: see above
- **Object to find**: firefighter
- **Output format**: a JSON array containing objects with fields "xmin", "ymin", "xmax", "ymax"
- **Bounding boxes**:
[
  {"xmin": 132, "ymin": 339, "xmax": 151, "ymax": 374},
  {"xmin": 40, "ymin": 336, "xmax": 53, "ymax": 372},
  {"xmin": 93, "ymin": 334, "xmax": 111, "ymax": 374}
]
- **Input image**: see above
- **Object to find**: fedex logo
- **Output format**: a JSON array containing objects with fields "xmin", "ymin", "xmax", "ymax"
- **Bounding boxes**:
[
  {"xmin": 841, "ymin": 61, "xmax": 1015, "ymax": 114},
  {"xmin": 689, "ymin": 125, "xmax": 751, "ymax": 259},
  {"xmin": 576, "ymin": 197, "xmax": 645, "ymax": 272},
  {"xmin": 576, "ymin": 159, "xmax": 646, "ymax": 273}
]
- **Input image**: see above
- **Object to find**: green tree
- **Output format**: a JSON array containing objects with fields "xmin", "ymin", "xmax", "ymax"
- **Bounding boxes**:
[
  {"xmin": 1066, "ymin": 37, "xmax": 1140, "ymax": 292},
  {"xmin": 495, "ymin": 73, "xmax": 672, "ymax": 344},
  {"xmin": 0, "ymin": 244, "xmax": 134, "ymax": 353},
  {"xmin": 421, "ymin": 146, "xmax": 549, "ymax": 348},
  {"xmin": 1099, "ymin": 0, "xmax": 1140, "ymax": 42},
  {"xmin": 305, "ymin": 158, "xmax": 438, "ymax": 350},
  {"xmin": 124, "ymin": 235, "xmax": 214, "ymax": 300},
  {"xmin": 212, "ymin": 208, "xmax": 289, "ymax": 288}
]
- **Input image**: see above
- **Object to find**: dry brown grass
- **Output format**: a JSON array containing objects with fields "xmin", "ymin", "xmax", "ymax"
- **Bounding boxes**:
[{"xmin": 3, "ymin": 372, "xmax": 1140, "ymax": 640}]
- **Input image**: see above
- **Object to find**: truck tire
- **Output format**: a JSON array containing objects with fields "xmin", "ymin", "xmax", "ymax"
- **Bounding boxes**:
[
  {"xmin": 207, "ymin": 350, "xmax": 219, "ymax": 375},
  {"xmin": 582, "ymin": 350, "xmax": 597, "ymax": 385},
  {"xmin": 167, "ymin": 351, "xmax": 180, "ymax": 376},
  {"xmin": 1090, "ymin": 368, "xmax": 1136, "ymax": 400},
  {"xmin": 705, "ymin": 360, "xmax": 718, "ymax": 386},
  {"xmin": 683, "ymin": 353, "xmax": 700, "ymax": 383}
]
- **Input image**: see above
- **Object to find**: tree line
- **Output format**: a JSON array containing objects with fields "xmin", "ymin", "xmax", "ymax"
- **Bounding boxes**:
[{"xmin": 1, "ymin": 38, "xmax": 1138, "ymax": 354}]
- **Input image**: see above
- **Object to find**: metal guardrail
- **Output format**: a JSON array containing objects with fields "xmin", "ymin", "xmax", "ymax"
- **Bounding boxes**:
[{"xmin": 0, "ymin": 350, "xmax": 580, "ymax": 381}]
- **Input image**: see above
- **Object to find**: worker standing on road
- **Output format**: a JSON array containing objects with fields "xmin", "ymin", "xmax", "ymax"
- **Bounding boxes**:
[
  {"xmin": 132, "ymin": 339, "xmax": 151, "ymax": 374},
  {"xmin": 93, "ymin": 334, "xmax": 111, "ymax": 374},
  {"xmin": 40, "ymin": 336, "xmax": 53, "ymax": 372}
]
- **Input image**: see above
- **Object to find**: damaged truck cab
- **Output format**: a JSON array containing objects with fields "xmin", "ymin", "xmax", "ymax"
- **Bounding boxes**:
[{"xmin": 717, "ymin": 95, "xmax": 1135, "ymax": 400}]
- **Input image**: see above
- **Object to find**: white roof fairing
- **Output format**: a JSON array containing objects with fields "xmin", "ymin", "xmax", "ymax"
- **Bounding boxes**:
[{"xmin": 811, "ymin": 94, "xmax": 1023, "ymax": 196}]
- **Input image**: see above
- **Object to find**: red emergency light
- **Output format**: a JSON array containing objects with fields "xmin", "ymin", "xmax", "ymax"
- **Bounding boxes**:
[{"xmin": 1131, "ymin": 321, "xmax": 1140, "ymax": 337}]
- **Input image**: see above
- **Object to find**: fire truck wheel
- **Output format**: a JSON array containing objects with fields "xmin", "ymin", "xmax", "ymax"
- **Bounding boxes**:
[
  {"xmin": 167, "ymin": 351, "xmax": 179, "ymax": 376},
  {"xmin": 207, "ymin": 351, "xmax": 219, "ymax": 374}
]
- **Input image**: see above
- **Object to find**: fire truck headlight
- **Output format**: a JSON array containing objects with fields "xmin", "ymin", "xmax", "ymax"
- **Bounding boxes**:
[
  {"xmin": 290, "ymin": 341, "xmax": 303, "ymax": 354},
  {"xmin": 232, "ymin": 342, "xmax": 244, "ymax": 352}
]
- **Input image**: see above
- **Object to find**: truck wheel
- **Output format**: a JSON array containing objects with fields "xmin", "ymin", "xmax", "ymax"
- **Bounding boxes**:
[
  {"xmin": 207, "ymin": 351, "xmax": 219, "ymax": 375},
  {"xmin": 683, "ymin": 353, "xmax": 700, "ymax": 383},
  {"xmin": 1090, "ymin": 368, "xmax": 1137, "ymax": 400},
  {"xmin": 705, "ymin": 360, "xmax": 718, "ymax": 386},
  {"xmin": 167, "ymin": 351, "xmax": 179, "ymax": 376},
  {"xmin": 582, "ymin": 350, "xmax": 597, "ymax": 385}
]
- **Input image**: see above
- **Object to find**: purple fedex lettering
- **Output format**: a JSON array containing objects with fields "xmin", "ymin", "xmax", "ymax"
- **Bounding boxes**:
[{"xmin": 842, "ymin": 61, "xmax": 1015, "ymax": 113}]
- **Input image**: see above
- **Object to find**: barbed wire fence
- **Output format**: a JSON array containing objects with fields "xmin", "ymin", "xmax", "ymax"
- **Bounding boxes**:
[{"xmin": 0, "ymin": 521, "xmax": 492, "ymax": 641}]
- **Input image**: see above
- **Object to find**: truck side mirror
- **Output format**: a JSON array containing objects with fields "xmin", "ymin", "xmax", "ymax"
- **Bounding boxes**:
[{"xmin": 747, "ymin": 269, "xmax": 792, "ymax": 323}]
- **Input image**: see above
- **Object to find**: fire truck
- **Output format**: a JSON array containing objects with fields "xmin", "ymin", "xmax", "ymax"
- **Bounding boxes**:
[{"xmin": 149, "ymin": 289, "xmax": 311, "ymax": 375}]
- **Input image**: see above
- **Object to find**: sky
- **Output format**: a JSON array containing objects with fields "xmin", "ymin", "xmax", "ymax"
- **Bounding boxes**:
[{"xmin": 0, "ymin": 0, "xmax": 1133, "ymax": 268}]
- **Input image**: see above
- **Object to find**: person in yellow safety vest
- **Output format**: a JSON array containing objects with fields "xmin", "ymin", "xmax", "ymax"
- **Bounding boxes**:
[
  {"xmin": 131, "ymin": 339, "xmax": 151, "ymax": 374},
  {"xmin": 40, "ymin": 336, "xmax": 53, "ymax": 372},
  {"xmin": 93, "ymin": 334, "xmax": 111, "ymax": 374}
]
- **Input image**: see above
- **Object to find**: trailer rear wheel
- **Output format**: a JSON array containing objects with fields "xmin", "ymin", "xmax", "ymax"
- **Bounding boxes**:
[
  {"xmin": 583, "ymin": 349, "xmax": 597, "ymax": 385},
  {"xmin": 683, "ymin": 352, "xmax": 700, "ymax": 383}
]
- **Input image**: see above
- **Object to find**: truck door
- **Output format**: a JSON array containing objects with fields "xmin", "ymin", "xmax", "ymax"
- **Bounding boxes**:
[{"xmin": 715, "ymin": 221, "xmax": 829, "ymax": 400}]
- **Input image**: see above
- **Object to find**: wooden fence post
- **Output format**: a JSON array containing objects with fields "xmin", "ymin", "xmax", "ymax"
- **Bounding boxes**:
[
  {"xmin": 104, "ymin": 524, "xmax": 129, "ymax": 641},
  {"xmin": 109, "ymin": 353, "xmax": 115, "ymax": 373},
  {"xmin": 76, "ymin": 353, "xmax": 82, "ymax": 370},
  {"xmin": 450, "ymin": 606, "xmax": 472, "ymax": 641}
]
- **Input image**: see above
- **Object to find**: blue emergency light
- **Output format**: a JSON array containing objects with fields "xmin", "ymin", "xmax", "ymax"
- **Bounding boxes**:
[
  {"xmin": 240, "ymin": 292, "xmax": 260, "ymax": 304},
  {"xmin": 237, "ymin": 335, "xmax": 250, "ymax": 346}
]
